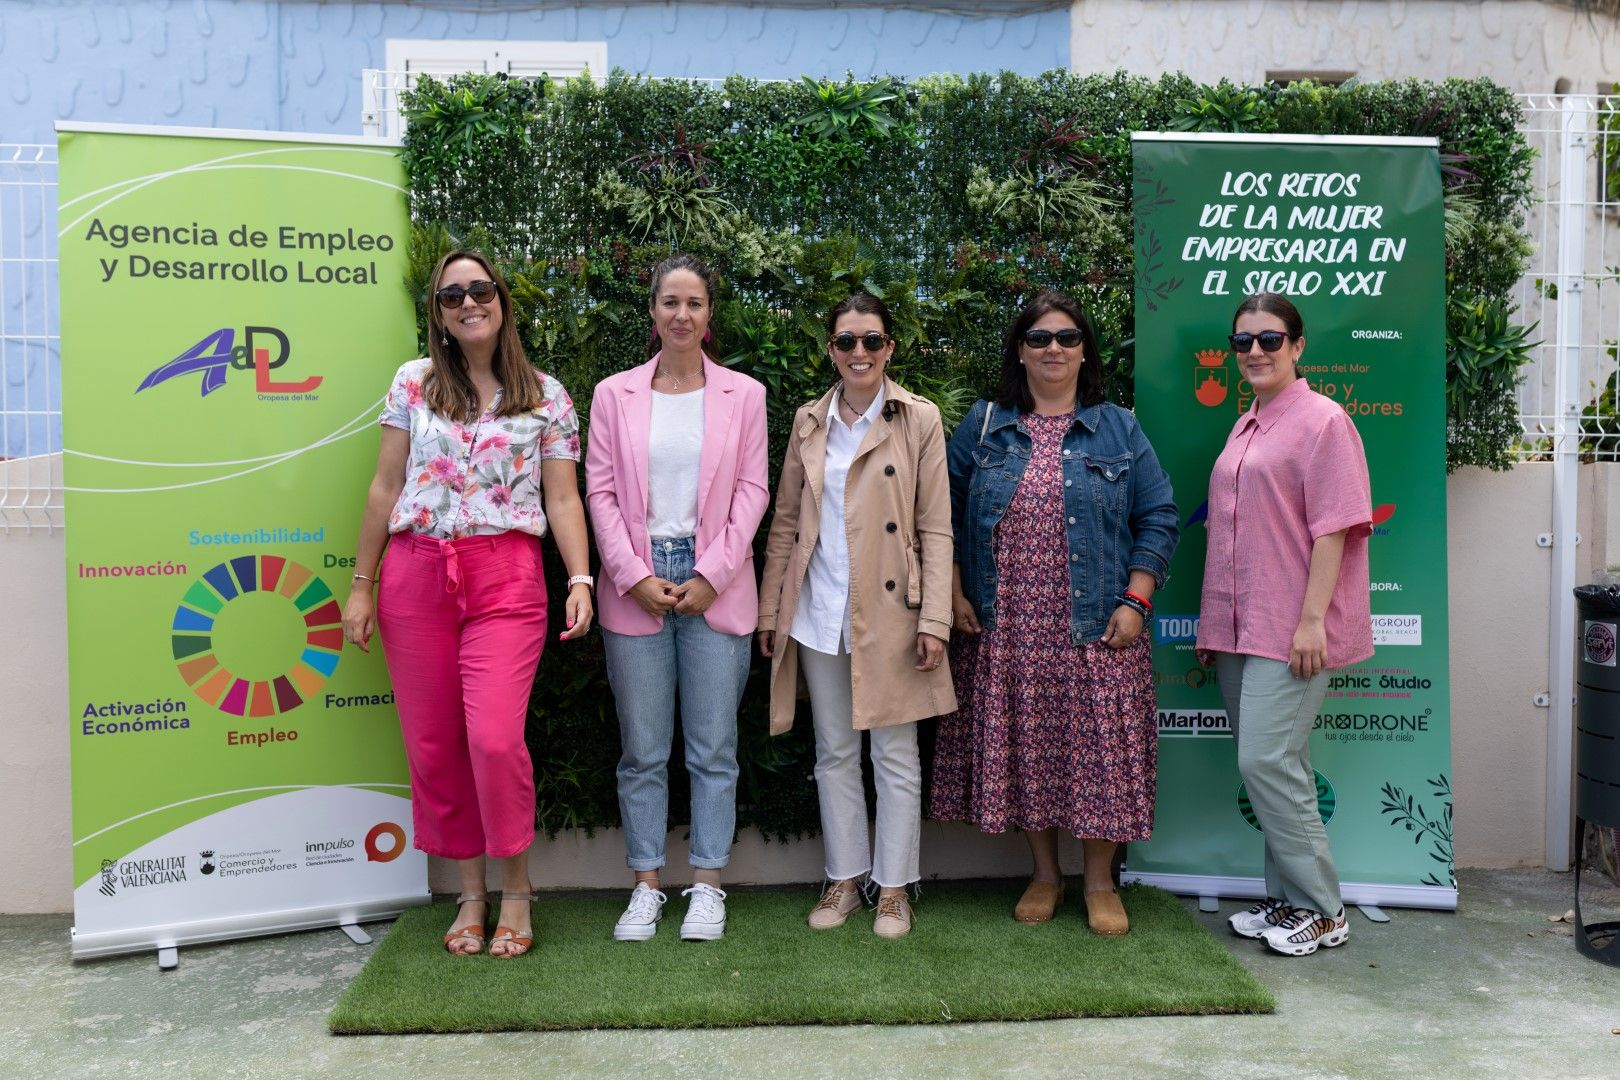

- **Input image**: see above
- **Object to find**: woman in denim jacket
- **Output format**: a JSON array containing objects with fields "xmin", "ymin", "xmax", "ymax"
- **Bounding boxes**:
[{"xmin": 931, "ymin": 289, "xmax": 1178, "ymax": 935}]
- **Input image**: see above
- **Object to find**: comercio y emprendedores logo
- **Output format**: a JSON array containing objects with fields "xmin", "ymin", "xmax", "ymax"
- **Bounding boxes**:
[
  {"xmin": 136, "ymin": 325, "xmax": 323, "ymax": 398},
  {"xmin": 171, "ymin": 556, "xmax": 343, "ymax": 717}
]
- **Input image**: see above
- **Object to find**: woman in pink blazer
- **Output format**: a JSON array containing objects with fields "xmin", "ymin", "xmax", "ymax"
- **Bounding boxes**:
[{"xmin": 585, "ymin": 254, "xmax": 769, "ymax": 943}]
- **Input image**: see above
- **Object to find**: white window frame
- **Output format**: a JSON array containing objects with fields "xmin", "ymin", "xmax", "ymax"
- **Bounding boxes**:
[{"xmin": 365, "ymin": 39, "xmax": 608, "ymax": 137}]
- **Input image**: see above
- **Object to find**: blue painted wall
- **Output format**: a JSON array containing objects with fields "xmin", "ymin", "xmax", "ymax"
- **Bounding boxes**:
[
  {"xmin": 0, "ymin": 1, "xmax": 1071, "ymax": 143},
  {"xmin": 1, "ymin": 2, "xmax": 1068, "ymax": 456}
]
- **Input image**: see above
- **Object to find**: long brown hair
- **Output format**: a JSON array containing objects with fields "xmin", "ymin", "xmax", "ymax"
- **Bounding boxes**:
[{"xmin": 424, "ymin": 250, "xmax": 545, "ymax": 422}]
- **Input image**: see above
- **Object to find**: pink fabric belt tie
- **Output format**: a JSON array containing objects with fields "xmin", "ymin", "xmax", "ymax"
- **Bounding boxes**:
[
  {"xmin": 438, "ymin": 538, "xmax": 466, "ymax": 618},
  {"xmin": 438, "ymin": 538, "xmax": 462, "ymax": 593},
  {"xmin": 390, "ymin": 531, "xmax": 525, "ymax": 618}
]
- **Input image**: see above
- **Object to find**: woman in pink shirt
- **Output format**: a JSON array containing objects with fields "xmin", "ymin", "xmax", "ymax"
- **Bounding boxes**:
[
  {"xmin": 1195, "ymin": 293, "xmax": 1372, "ymax": 958},
  {"xmin": 341, "ymin": 250, "xmax": 595, "ymax": 959}
]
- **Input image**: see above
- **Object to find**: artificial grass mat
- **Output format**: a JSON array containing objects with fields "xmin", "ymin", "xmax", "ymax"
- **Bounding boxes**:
[{"xmin": 328, "ymin": 883, "xmax": 1273, "ymax": 1033}]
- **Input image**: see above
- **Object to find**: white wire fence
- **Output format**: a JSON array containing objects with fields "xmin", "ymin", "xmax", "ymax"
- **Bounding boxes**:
[
  {"xmin": 1511, "ymin": 95, "xmax": 1620, "ymax": 464},
  {"xmin": 0, "ymin": 143, "xmax": 60, "ymax": 533}
]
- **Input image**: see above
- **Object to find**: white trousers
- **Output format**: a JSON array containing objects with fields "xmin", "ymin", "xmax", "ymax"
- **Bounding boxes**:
[{"xmin": 797, "ymin": 644, "xmax": 921, "ymax": 888}]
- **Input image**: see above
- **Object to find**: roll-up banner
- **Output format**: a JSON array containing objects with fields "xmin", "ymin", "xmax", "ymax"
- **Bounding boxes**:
[
  {"xmin": 58, "ymin": 123, "xmax": 429, "ymax": 958},
  {"xmin": 1128, "ymin": 133, "xmax": 1456, "ymax": 910}
]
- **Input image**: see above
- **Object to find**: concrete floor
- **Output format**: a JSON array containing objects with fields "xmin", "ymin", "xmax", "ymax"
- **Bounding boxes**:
[{"xmin": 3, "ymin": 868, "xmax": 1616, "ymax": 1079}]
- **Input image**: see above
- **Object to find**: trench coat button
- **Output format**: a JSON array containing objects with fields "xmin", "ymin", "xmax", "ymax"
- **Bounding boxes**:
[
  {"xmin": 884, "ymin": 465, "xmax": 896, "ymax": 476},
  {"xmin": 885, "ymin": 580, "xmax": 896, "ymax": 591},
  {"xmin": 886, "ymin": 522, "xmax": 897, "ymax": 533}
]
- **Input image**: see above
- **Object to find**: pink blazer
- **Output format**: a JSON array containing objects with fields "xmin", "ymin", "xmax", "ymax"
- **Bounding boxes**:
[{"xmin": 585, "ymin": 354, "xmax": 770, "ymax": 636}]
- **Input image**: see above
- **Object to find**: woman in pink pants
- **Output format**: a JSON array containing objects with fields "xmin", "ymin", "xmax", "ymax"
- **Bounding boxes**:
[{"xmin": 340, "ymin": 250, "xmax": 594, "ymax": 958}]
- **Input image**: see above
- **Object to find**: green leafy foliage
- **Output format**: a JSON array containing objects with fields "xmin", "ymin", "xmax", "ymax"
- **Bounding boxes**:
[
  {"xmin": 399, "ymin": 69, "xmax": 1536, "ymax": 838},
  {"xmin": 594, "ymin": 168, "xmax": 736, "ymax": 248},
  {"xmin": 1447, "ymin": 296, "xmax": 1538, "ymax": 469},
  {"xmin": 1171, "ymin": 80, "xmax": 1271, "ymax": 133},
  {"xmin": 793, "ymin": 75, "xmax": 902, "ymax": 139},
  {"xmin": 966, "ymin": 165, "xmax": 1118, "ymax": 237}
]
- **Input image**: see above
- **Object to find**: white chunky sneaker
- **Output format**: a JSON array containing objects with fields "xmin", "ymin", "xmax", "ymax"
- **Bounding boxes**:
[
  {"xmin": 1228, "ymin": 896, "xmax": 1294, "ymax": 939},
  {"xmin": 679, "ymin": 883, "xmax": 727, "ymax": 941},
  {"xmin": 613, "ymin": 882, "xmax": 667, "ymax": 942},
  {"xmin": 1262, "ymin": 907, "xmax": 1349, "ymax": 956}
]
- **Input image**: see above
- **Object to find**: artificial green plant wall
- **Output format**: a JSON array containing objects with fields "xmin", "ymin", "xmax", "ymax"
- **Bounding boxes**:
[{"xmin": 400, "ymin": 69, "xmax": 1536, "ymax": 841}]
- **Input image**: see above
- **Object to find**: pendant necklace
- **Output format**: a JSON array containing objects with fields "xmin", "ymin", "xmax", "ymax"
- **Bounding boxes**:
[{"xmin": 659, "ymin": 365, "xmax": 700, "ymax": 390}]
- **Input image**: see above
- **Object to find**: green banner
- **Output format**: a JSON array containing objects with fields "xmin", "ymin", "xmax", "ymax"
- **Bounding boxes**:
[
  {"xmin": 1129, "ymin": 134, "xmax": 1455, "ymax": 908},
  {"xmin": 59, "ymin": 125, "xmax": 427, "ymax": 957}
]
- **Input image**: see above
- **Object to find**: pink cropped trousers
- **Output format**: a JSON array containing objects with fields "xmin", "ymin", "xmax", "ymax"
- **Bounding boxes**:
[{"xmin": 377, "ymin": 529, "xmax": 546, "ymax": 859}]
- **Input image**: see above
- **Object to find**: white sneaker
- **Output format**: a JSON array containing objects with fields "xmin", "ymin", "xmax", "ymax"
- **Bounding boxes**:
[
  {"xmin": 1228, "ymin": 896, "xmax": 1294, "ymax": 939},
  {"xmin": 1262, "ymin": 907, "xmax": 1349, "ymax": 956},
  {"xmin": 679, "ymin": 883, "xmax": 727, "ymax": 941},
  {"xmin": 613, "ymin": 882, "xmax": 666, "ymax": 942}
]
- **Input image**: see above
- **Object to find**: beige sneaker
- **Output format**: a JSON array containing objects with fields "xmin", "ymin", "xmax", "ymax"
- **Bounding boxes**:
[
  {"xmin": 807, "ymin": 879, "xmax": 863, "ymax": 930},
  {"xmin": 872, "ymin": 892, "xmax": 913, "ymax": 938}
]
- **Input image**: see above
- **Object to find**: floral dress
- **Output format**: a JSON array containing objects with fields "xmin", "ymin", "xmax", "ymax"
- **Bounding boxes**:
[
  {"xmin": 379, "ymin": 358, "xmax": 580, "ymax": 538},
  {"xmin": 930, "ymin": 411, "xmax": 1157, "ymax": 842}
]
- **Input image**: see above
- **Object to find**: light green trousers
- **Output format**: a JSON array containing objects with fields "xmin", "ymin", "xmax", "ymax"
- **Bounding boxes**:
[{"xmin": 1214, "ymin": 653, "xmax": 1343, "ymax": 918}]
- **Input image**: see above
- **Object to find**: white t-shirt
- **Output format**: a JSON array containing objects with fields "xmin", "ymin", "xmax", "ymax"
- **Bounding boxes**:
[{"xmin": 646, "ymin": 388, "xmax": 705, "ymax": 539}]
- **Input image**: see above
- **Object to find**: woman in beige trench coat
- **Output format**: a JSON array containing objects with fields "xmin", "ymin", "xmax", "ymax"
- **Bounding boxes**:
[{"xmin": 757, "ymin": 292, "xmax": 955, "ymax": 938}]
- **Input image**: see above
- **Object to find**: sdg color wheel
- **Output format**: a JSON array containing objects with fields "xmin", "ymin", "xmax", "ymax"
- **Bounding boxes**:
[{"xmin": 170, "ymin": 556, "xmax": 343, "ymax": 717}]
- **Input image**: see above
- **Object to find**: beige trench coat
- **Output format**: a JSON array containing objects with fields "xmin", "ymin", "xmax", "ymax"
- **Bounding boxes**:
[{"xmin": 757, "ymin": 377, "xmax": 957, "ymax": 735}]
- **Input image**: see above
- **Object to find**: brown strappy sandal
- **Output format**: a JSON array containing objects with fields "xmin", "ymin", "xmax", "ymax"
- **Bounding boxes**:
[
  {"xmin": 489, "ymin": 887, "xmax": 535, "ymax": 959},
  {"xmin": 442, "ymin": 893, "xmax": 488, "ymax": 955}
]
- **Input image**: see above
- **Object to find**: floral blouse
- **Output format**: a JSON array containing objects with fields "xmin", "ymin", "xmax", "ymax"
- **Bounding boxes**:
[{"xmin": 379, "ymin": 358, "xmax": 580, "ymax": 540}]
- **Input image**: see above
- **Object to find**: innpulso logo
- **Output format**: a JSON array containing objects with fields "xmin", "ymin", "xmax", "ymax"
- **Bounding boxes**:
[{"xmin": 136, "ymin": 326, "xmax": 323, "ymax": 398}]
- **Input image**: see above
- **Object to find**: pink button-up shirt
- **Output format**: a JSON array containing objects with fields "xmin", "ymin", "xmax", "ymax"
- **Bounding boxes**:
[{"xmin": 1197, "ymin": 377, "xmax": 1373, "ymax": 669}]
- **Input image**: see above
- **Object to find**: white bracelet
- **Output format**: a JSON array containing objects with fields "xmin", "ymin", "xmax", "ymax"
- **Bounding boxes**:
[{"xmin": 566, "ymin": 574, "xmax": 594, "ymax": 590}]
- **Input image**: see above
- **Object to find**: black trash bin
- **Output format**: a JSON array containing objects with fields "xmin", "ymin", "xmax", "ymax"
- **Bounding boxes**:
[{"xmin": 1572, "ymin": 585, "xmax": 1620, "ymax": 966}]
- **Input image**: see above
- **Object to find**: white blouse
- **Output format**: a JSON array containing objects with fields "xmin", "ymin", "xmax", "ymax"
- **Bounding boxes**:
[{"xmin": 790, "ymin": 385, "xmax": 885, "ymax": 654}]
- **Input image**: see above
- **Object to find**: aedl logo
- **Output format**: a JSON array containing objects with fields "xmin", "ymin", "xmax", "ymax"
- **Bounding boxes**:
[{"xmin": 136, "ymin": 326, "xmax": 323, "ymax": 398}]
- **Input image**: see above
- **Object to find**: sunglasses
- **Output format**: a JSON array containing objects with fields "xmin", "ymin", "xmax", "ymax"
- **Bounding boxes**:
[
  {"xmin": 435, "ymin": 279, "xmax": 498, "ymax": 309},
  {"xmin": 1022, "ymin": 328, "xmax": 1085, "ymax": 349},
  {"xmin": 1228, "ymin": 330, "xmax": 1291, "ymax": 353},
  {"xmin": 831, "ymin": 331, "xmax": 892, "ymax": 354}
]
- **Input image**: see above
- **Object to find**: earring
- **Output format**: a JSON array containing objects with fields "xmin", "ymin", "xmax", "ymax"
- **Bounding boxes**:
[{"xmin": 440, "ymin": 331, "xmax": 450, "ymax": 346}]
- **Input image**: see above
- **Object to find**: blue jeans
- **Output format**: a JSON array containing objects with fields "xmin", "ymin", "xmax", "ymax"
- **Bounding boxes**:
[{"xmin": 602, "ymin": 536, "xmax": 749, "ymax": 872}]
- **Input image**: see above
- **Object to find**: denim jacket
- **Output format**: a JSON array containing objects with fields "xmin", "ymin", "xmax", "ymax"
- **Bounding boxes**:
[{"xmin": 947, "ymin": 397, "xmax": 1179, "ymax": 644}]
